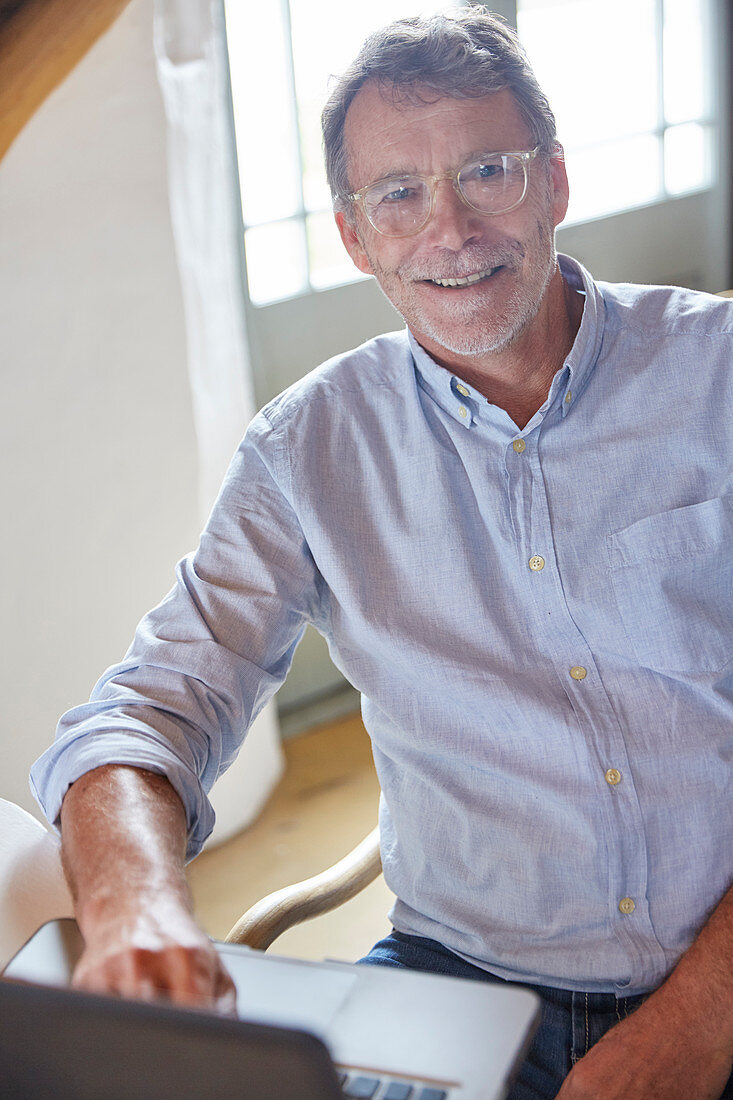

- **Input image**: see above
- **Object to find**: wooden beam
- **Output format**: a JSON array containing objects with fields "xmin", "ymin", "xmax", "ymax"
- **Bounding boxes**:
[{"xmin": 0, "ymin": 0, "xmax": 133, "ymax": 160}]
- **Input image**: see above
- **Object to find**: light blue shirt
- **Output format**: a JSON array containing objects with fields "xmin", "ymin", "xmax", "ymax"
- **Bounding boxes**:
[{"xmin": 31, "ymin": 255, "xmax": 732, "ymax": 995}]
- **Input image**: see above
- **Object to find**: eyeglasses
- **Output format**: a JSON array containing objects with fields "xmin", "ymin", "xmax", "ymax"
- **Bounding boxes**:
[{"xmin": 347, "ymin": 146, "xmax": 543, "ymax": 238}]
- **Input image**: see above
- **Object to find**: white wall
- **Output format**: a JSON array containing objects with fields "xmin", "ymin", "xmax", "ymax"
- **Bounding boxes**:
[{"xmin": 0, "ymin": 0, "xmax": 206, "ymax": 817}]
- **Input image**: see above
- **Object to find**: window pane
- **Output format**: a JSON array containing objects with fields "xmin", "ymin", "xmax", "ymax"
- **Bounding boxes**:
[
  {"xmin": 564, "ymin": 134, "xmax": 662, "ymax": 224},
  {"xmin": 307, "ymin": 210, "xmax": 366, "ymax": 291},
  {"xmin": 245, "ymin": 220, "xmax": 308, "ymax": 305},
  {"xmin": 289, "ymin": 0, "xmax": 454, "ymax": 212},
  {"xmin": 517, "ymin": 1, "xmax": 659, "ymax": 150},
  {"xmin": 663, "ymin": 0, "xmax": 710, "ymax": 125},
  {"xmin": 225, "ymin": 1, "xmax": 301, "ymax": 225},
  {"xmin": 664, "ymin": 122, "xmax": 712, "ymax": 195}
]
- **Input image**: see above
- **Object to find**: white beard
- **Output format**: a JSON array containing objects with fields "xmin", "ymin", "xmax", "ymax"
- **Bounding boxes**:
[{"xmin": 364, "ymin": 214, "xmax": 559, "ymax": 359}]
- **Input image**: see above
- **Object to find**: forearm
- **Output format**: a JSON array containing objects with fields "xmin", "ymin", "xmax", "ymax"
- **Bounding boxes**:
[
  {"xmin": 59, "ymin": 764, "xmax": 235, "ymax": 1011},
  {"xmin": 558, "ymin": 881, "xmax": 733, "ymax": 1098},
  {"xmin": 651, "ymin": 880, "xmax": 733, "ymax": 1053},
  {"xmin": 60, "ymin": 764, "xmax": 192, "ymax": 931}
]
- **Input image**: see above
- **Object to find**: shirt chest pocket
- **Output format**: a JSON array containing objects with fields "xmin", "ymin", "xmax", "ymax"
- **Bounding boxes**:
[{"xmin": 607, "ymin": 496, "xmax": 732, "ymax": 674}]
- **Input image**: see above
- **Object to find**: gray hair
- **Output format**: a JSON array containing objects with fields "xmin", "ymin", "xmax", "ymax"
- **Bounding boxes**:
[{"xmin": 322, "ymin": 6, "xmax": 557, "ymax": 210}]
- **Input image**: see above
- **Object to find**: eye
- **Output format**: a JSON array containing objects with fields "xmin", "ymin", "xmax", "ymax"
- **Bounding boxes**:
[
  {"xmin": 380, "ymin": 184, "xmax": 418, "ymax": 204},
  {"xmin": 464, "ymin": 159, "xmax": 506, "ymax": 183},
  {"xmin": 364, "ymin": 176, "xmax": 424, "ymax": 211}
]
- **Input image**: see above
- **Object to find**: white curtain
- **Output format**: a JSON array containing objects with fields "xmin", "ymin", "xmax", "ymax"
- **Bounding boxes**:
[{"xmin": 153, "ymin": 0, "xmax": 283, "ymax": 845}]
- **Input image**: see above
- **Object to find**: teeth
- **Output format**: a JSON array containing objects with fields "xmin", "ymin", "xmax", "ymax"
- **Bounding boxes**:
[{"xmin": 430, "ymin": 266, "xmax": 498, "ymax": 287}]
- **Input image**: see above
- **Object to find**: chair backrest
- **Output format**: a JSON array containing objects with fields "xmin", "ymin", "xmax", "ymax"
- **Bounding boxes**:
[
  {"xmin": 226, "ymin": 826, "xmax": 382, "ymax": 950},
  {"xmin": 0, "ymin": 799, "xmax": 73, "ymax": 970}
]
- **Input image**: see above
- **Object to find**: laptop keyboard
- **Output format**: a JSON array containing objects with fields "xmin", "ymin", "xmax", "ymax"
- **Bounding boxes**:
[{"xmin": 338, "ymin": 1070, "xmax": 451, "ymax": 1099}]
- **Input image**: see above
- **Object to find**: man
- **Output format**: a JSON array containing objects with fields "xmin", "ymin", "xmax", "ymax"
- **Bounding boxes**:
[{"xmin": 31, "ymin": 8, "xmax": 732, "ymax": 1099}]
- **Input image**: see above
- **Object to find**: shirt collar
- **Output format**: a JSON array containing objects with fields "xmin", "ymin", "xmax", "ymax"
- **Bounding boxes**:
[
  {"xmin": 557, "ymin": 253, "xmax": 605, "ymax": 420},
  {"xmin": 409, "ymin": 333, "xmax": 481, "ymax": 427},
  {"xmin": 409, "ymin": 253, "xmax": 605, "ymax": 430}
]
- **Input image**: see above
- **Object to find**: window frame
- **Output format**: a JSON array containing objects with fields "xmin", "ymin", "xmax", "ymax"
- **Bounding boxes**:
[{"xmin": 224, "ymin": 0, "xmax": 722, "ymax": 308}]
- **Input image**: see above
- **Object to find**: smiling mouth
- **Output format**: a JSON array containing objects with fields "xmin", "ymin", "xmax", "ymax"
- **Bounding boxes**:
[{"xmin": 425, "ymin": 264, "xmax": 504, "ymax": 288}]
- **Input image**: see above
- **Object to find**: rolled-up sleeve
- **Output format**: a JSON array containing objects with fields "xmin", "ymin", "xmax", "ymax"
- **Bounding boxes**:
[{"xmin": 30, "ymin": 411, "xmax": 326, "ymax": 858}]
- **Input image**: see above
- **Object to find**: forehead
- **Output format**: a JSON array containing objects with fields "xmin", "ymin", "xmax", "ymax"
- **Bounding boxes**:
[{"xmin": 343, "ymin": 83, "xmax": 532, "ymax": 187}]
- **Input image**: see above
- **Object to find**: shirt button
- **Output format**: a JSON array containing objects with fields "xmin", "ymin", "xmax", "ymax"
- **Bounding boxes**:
[
  {"xmin": 605, "ymin": 768, "xmax": 622, "ymax": 786},
  {"xmin": 513, "ymin": 439, "xmax": 526, "ymax": 453},
  {"xmin": 456, "ymin": 383, "xmax": 470, "ymax": 397},
  {"xmin": 569, "ymin": 665, "xmax": 587, "ymax": 680},
  {"xmin": 619, "ymin": 897, "xmax": 636, "ymax": 915},
  {"xmin": 565, "ymin": 391, "xmax": 572, "ymax": 404},
  {"xmin": 528, "ymin": 556, "xmax": 545, "ymax": 571},
  {"xmin": 458, "ymin": 406, "xmax": 468, "ymax": 418}
]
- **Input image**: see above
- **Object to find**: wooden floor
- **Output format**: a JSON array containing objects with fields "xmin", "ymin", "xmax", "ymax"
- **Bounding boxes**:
[{"xmin": 186, "ymin": 711, "xmax": 394, "ymax": 962}]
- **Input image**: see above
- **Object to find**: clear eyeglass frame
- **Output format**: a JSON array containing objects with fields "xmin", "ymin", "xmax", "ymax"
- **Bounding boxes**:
[{"xmin": 346, "ymin": 146, "xmax": 544, "ymax": 238}]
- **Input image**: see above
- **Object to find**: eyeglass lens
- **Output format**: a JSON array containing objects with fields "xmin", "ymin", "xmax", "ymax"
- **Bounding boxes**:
[{"xmin": 362, "ymin": 153, "xmax": 528, "ymax": 237}]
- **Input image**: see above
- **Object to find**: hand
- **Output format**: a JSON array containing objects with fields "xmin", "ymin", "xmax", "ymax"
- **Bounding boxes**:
[
  {"xmin": 557, "ymin": 996, "xmax": 732, "ymax": 1100},
  {"xmin": 72, "ymin": 899, "xmax": 237, "ymax": 1016},
  {"xmin": 59, "ymin": 766, "xmax": 236, "ymax": 1014}
]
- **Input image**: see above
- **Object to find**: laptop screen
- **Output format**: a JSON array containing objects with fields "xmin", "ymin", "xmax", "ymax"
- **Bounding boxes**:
[{"xmin": 0, "ymin": 977, "xmax": 343, "ymax": 1100}]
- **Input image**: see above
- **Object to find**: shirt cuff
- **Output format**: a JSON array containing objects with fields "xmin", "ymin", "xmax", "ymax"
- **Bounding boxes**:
[{"xmin": 29, "ymin": 731, "xmax": 216, "ymax": 861}]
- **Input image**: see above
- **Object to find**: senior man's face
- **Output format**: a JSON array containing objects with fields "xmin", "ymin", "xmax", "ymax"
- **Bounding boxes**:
[{"xmin": 336, "ymin": 84, "xmax": 569, "ymax": 360}]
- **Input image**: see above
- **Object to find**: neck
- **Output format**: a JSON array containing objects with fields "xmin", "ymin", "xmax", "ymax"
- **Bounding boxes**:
[{"xmin": 417, "ymin": 270, "xmax": 584, "ymax": 431}]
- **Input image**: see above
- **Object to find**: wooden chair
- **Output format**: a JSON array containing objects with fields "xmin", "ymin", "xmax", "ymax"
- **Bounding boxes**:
[{"xmin": 225, "ymin": 826, "xmax": 382, "ymax": 951}]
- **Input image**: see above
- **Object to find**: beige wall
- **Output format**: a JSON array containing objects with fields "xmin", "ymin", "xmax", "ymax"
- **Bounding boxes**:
[{"xmin": 0, "ymin": 0, "xmax": 200, "ymax": 813}]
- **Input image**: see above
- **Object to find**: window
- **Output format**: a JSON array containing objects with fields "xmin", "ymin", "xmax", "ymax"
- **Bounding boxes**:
[
  {"xmin": 515, "ymin": 0, "xmax": 716, "ymax": 224},
  {"xmin": 225, "ymin": 0, "xmax": 717, "ymax": 305},
  {"xmin": 223, "ymin": 0, "xmax": 452, "ymax": 305}
]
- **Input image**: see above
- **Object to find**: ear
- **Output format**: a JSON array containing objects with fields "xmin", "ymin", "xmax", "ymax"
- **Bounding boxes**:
[
  {"xmin": 335, "ymin": 209, "xmax": 374, "ymax": 275},
  {"xmin": 548, "ymin": 144, "xmax": 570, "ymax": 228}
]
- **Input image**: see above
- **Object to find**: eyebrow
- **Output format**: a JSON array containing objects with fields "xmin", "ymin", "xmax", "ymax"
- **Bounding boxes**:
[
  {"xmin": 364, "ymin": 163, "xmax": 422, "ymax": 184},
  {"xmin": 364, "ymin": 148, "xmax": 517, "ymax": 185}
]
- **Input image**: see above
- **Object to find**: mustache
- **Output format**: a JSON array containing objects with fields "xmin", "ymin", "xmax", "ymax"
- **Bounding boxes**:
[{"xmin": 399, "ymin": 241, "xmax": 525, "ymax": 282}]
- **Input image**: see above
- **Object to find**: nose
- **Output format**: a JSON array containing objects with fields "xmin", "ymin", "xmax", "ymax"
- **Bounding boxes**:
[{"xmin": 422, "ymin": 178, "xmax": 485, "ymax": 250}]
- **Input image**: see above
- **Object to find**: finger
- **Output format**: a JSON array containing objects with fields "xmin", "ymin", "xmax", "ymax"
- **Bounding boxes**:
[
  {"xmin": 71, "ymin": 940, "xmax": 228, "ymax": 1010},
  {"xmin": 213, "ymin": 963, "xmax": 238, "ymax": 1017},
  {"xmin": 71, "ymin": 949, "xmax": 129, "ymax": 996},
  {"xmin": 146, "ymin": 943, "xmax": 223, "ymax": 1009}
]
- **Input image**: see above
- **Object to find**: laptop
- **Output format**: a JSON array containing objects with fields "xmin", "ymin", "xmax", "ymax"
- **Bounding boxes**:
[{"xmin": 1, "ymin": 918, "xmax": 540, "ymax": 1100}]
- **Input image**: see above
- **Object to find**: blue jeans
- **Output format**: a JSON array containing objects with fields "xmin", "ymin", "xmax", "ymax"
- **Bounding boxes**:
[{"xmin": 358, "ymin": 931, "xmax": 733, "ymax": 1100}]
